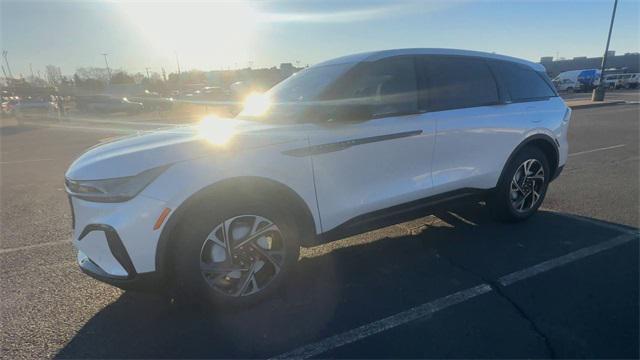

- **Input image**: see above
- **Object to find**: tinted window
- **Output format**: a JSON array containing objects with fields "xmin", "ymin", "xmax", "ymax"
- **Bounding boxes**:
[
  {"xmin": 492, "ymin": 61, "xmax": 556, "ymax": 101},
  {"xmin": 421, "ymin": 56, "xmax": 499, "ymax": 112},
  {"xmin": 325, "ymin": 56, "xmax": 418, "ymax": 117}
]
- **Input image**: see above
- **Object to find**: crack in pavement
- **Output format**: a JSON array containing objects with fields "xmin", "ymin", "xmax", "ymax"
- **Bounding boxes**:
[
  {"xmin": 434, "ymin": 250, "xmax": 557, "ymax": 358},
  {"xmin": 488, "ymin": 281, "xmax": 557, "ymax": 358}
]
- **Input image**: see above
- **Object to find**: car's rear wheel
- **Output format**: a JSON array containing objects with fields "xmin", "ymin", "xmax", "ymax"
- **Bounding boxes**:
[
  {"xmin": 173, "ymin": 198, "xmax": 300, "ymax": 307},
  {"xmin": 489, "ymin": 146, "xmax": 550, "ymax": 222}
]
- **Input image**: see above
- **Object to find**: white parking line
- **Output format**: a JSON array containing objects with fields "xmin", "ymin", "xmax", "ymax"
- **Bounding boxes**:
[
  {"xmin": 272, "ymin": 231, "xmax": 638, "ymax": 359},
  {"xmin": 270, "ymin": 284, "xmax": 493, "ymax": 360},
  {"xmin": 0, "ymin": 240, "xmax": 71, "ymax": 255},
  {"xmin": 0, "ymin": 158, "xmax": 53, "ymax": 165},
  {"xmin": 568, "ymin": 144, "xmax": 625, "ymax": 157},
  {"xmin": 498, "ymin": 232, "xmax": 638, "ymax": 286},
  {"xmin": 548, "ymin": 210, "xmax": 638, "ymax": 235}
]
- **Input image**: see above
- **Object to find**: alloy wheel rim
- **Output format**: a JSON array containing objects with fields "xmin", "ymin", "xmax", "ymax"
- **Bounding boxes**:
[
  {"xmin": 510, "ymin": 159, "xmax": 545, "ymax": 213},
  {"xmin": 199, "ymin": 215, "xmax": 285, "ymax": 297}
]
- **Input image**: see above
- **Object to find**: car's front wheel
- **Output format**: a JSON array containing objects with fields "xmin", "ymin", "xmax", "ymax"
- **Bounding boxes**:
[
  {"xmin": 489, "ymin": 146, "xmax": 550, "ymax": 222},
  {"xmin": 173, "ymin": 198, "xmax": 300, "ymax": 307}
]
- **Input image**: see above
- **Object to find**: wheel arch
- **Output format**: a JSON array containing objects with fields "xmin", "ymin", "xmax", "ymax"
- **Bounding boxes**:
[
  {"xmin": 154, "ymin": 176, "xmax": 318, "ymax": 281},
  {"xmin": 499, "ymin": 134, "xmax": 559, "ymax": 185}
]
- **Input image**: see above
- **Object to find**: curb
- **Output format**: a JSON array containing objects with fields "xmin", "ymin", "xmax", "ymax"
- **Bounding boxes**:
[{"xmin": 568, "ymin": 100, "xmax": 626, "ymax": 109}]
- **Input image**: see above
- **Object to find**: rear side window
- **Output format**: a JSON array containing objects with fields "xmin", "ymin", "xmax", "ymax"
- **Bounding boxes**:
[
  {"xmin": 491, "ymin": 61, "xmax": 556, "ymax": 102},
  {"xmin": 420, "ymin": 56, "xmax": 499, "ymax": 112}
]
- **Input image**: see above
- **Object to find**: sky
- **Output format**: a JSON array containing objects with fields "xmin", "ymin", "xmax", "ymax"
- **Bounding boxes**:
[{"xmin": 1, "ymin": 0, "xmax": 639, "ymax": 77}]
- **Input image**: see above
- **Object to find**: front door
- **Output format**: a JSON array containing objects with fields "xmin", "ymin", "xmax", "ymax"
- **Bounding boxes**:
[{"xmin": 305, "ymin": 56, "xmax": 436, "ymax": 232}]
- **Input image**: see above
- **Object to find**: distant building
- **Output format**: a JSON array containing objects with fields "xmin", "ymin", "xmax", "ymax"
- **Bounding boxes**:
[{"xmin": 540, "ymin": 52, "xmax": 639, "ymax": 77}]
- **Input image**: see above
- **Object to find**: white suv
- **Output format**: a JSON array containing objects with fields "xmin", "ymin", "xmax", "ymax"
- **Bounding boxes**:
[{"xmin": 66, "ymin": 48, "xmax": 570, "ymax": 306}]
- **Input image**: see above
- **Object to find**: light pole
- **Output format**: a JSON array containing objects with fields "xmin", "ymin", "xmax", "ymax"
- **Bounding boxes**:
[
  {"xmin": 102, "ymin": 53, "xmax": 112, "ymax": 83},
  {"xmin": 174, "ymin": 52, "xmax": 181, "ymax": 75},
  {"xmin": 2, "ymin": 50, "xmax": 13, "ymax": 78},
  {"xmin": 174, "ymin": 51, "xmax": 182, "ymax": 92},
  {"xmin": 592, "ymin": 0, "xmax": 618, "ymax": 102}
]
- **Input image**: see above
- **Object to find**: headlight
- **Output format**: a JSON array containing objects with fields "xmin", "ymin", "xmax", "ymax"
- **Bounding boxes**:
[{"xmin": 65, "ymin": 166, "xmax": 168, "ymax": 202}]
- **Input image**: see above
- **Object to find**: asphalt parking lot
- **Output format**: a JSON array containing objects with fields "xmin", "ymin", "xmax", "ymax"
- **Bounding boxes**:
[{"xmin": 1, "ymin": 101, "xmax": 638, "ymax": 359}]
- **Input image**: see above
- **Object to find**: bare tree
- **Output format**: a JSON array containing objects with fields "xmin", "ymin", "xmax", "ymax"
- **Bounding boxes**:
[{"xmin": 110, "ymin": 71, "xmax": 135, "ymax": 84}]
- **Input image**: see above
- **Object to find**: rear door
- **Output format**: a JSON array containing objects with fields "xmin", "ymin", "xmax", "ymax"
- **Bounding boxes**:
[{"xmin": 417, "ymin": 55, "xmax": 514, "ymax": 193}]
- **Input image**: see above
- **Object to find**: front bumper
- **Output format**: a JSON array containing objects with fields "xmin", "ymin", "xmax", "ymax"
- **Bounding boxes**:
[
  {"xmin": 78, "ymin": 250, "xmax": 163, "ymax": 292},
  {"xmin": 70, "ymin": 194, "xmax": 171, "ymax": 291}
]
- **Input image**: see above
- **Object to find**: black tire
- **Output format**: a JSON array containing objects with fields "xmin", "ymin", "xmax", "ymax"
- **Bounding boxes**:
[
  {"xmin": 489, "ymin": 146, "xmax": 550, "ymax": 222},
  {"xmin": 172, "ymin": 195, "xmax": 300, "ymax": 308}
]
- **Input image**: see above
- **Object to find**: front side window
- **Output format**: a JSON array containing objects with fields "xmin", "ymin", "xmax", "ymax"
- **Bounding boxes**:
[
  {"xmin": 324, "ymin": 56, "xmax": 418, "ymax": 118},
  {"xmin": 492, "ymin": 61, "xmax": 557, "ymax": 101},
  {"xmin": 237, "ymin": 62, "xmax": 353, "ymax": 123},
  {"xmin": 267, "ymin": 63, "xmax": 352, "ymax": 103},
  {"xmin": 421, "ymin": 56, "xmax": 499, "ymax": 112}
]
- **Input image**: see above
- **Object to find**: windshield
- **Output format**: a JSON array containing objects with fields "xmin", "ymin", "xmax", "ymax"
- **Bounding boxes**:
[{"xmin": 236, "ymin": 62, "xmax": 353, "ymax": 123}]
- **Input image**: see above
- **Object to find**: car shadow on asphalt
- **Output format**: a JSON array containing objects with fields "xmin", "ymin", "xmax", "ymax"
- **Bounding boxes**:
[{"xmin": 56, "ymin": 203, "xmax": 637, "ymax": 359}]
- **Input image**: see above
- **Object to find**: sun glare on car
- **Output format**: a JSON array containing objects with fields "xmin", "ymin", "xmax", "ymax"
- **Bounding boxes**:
[
  {"xmin": 240, "ymin": 92, "xmax": 271, "ymax": 117},
  {"xmin": 198, "ymin": 115, "xmax": 237, "ymax": 145}
]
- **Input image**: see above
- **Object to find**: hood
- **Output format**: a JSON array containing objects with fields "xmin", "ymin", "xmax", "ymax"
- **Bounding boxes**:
[{"xmin": 65, "ymin": 118, "xmax": 305, "ymax": 180}]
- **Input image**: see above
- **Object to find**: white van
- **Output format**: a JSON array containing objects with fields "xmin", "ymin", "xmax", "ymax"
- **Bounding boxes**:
[
  {"xmin": 552, "ymin": 71, "xmax": 580, "ymax": 92},
  {"xmin": 552, "ymin": 69, "xmax": 600, "ymax": 92},
  {"xmin": 554, "ymin": 78, "xmax": 578, "ymax": 92}
]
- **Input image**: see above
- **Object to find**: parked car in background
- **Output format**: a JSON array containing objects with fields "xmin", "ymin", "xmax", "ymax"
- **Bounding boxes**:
[
  {"xmin": 602, "ymin": 74, "xmax": 625, "ymax": 89},
  {"xmin": 14, "ymin": 97, "xmax": 58, "ymax": 118},
  {"xmin": 76, "ymin": 95, "xmax": 108, "ymax": 112},
  {"xmin": 129, "ymin": 90, "xmax": 174, "ymax": 111},
  {"xmin": 77, "ymin": 95, "xmax": 144, "ymax": 115},
  {"xmin": 183, "ymin": 86, "xmax": 230, "ymax": 102},
  {"xmin": 619, "ymin": 73, "xmax": 639, "ymax": 89},
  {"xmin": 66, "ymin": 48, "xmax": 570, "ymax": 307},
  {"xmin": 1, "ymin": 98, "xmax": 19, "ymax": 117}
]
